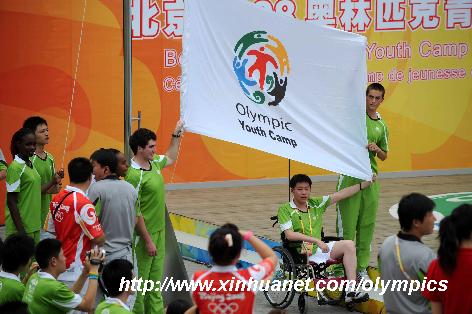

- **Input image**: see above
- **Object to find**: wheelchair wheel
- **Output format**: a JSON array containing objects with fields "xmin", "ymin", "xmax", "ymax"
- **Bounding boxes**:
[
  {"xmin": 298, "ymin": 292, "xmax": 307, "ymax": 314},
  {"xmin": 263, "ymin": 246, "xmax": 297, "ymax": 309}
]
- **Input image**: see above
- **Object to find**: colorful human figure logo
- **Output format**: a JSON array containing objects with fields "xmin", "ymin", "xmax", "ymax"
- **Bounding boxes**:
[{"xmin": 233, "ymin": 31, "xmax": 289, "ymax": 106}]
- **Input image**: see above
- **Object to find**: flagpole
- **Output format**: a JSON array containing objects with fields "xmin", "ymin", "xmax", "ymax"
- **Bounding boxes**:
[
  {"xmin": 123, "ymin": 0, "xmax": 132, "ymax": 161},
  {"xmin": 288, "ymin": 159, "xmax": 291, "ymax": 201}
]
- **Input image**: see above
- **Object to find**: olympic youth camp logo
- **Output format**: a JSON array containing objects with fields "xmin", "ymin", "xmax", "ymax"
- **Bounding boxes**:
[{"xmin": 233, "ymin": 31, "xmax": 290, "ymax": 106}]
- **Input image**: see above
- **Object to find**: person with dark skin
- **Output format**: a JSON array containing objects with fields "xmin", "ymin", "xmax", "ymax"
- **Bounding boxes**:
[
  {"xmin": 5, "ymin": 128, "xmax": 61, "ymax": 242},
  {"xmin": 23, "ymin": 116, "xmax": 64, "ymax": 240},
  {"xmin": 107, "ymin": 148, "xmax": 129, "ymax": 178}
]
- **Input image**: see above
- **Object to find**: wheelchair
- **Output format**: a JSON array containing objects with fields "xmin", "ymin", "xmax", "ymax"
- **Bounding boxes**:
[{"xmin": 263, "ymin": 216, "xmax": 368, "ymax": 313}]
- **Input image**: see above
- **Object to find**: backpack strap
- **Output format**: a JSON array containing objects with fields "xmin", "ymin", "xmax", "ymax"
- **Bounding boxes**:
[{"xmin": 52, "ymin": 191, "xmax": 74, "ymax": 221}]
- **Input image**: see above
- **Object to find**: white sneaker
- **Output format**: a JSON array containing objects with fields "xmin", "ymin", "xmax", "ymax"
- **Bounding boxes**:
[
  {"xmin": 356, "ymin": 269, "xmax": 369, "ymax": 282},
  {"xmin": 344, "ymin": 290, "xmax": 369, "ymax": 303}
]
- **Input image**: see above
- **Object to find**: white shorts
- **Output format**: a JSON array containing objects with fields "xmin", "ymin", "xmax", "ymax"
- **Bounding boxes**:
[{"xmin": 308, "ymin": 241, "xmax": 336, "ymax": 264}]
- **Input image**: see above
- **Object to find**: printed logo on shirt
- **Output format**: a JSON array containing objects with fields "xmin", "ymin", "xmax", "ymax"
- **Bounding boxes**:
[
  {"xmin": 208, "ymin": 302, "xmax": 239, "ymax": 314},
  {"xmin": 55, "ymin": 211, "xmax": 64, "ymax": 222},
  {"xmin": 51, "ymin": 202, "xmax": 71, "ymax": 222},
  {"xmin": 233, "ymin": 31, "xmax": 289, "ymax": 107},
  {"xmin": 24, "ymin": 278, "xmax": 38, "ymax": 302},
  {"xmin": 80, "ymin": 204, "xmax": 97, "ymax": 225}
]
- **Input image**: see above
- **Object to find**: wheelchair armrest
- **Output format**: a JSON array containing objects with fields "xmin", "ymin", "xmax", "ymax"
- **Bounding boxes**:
[{"xmin": 321, "ymin": 236, "xmax": 343, "ymax": 242}]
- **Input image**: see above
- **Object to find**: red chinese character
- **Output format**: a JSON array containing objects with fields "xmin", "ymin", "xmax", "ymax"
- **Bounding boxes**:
[
  {"xmin": 306, "ymin": 0, "xmax": 337, "ymax": 27},
  {"xmin": 339, "ymin": 0, "xmax": 372, "ymax": 32},
  {"xmin": 445, "ymin": 0, "xmax": 472, "ymax": 29},
  {"xmin": 275, "ymin": 0, "xmax": 297, "ymax": 18},
  {"xmin": 163, "ymin": 0, "xmax": 184, "ymax": 38},
  {"xmin": 131, "ymin": 0, "xmax": 161, "ymax": 39},
  {"xmin": 254, "ymin": 0, "xmax": 275, "ymax": 11},
  {"xmin": 376, "ymin": 0, "xmax": 407, "ymax": 30},
  {"xmin": 409, "ymin": 0, "xmax": 440, "ymax": 30}
]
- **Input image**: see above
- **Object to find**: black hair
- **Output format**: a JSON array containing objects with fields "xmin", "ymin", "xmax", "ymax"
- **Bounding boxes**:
[
  {"xmin": 90, "ymin": 148, "xmax": 118, "ymax": 174},
  {"xmin": 68, "ymin": 157, "xmax": 93, "ymax": 183},
  {"xmin": 208, "ymin": 223, "xmax": 243, "ymax": 266},
  {"xmin": 166, "ymin": 299, "xmax": 192, "ymax": 314},
  {"xmin": 23, "ymin": 116, "xmax": 48, "ymax": 132},
  {"xmin": 129, "ymin": 128, "xmax": 156, "ymax": 155},
  {"xmin": 398, "ymin": 193, "xmax": 435, "ymax": 231},
  {"xmin": 0, "ymin": 301, "xmax": 28, "ymax": 314},
  {"xmin": 108, "ymin": 148, "xmax": 121, "ymax": 155},
  {"xmin": 35, "ymin": 238, "xmax": 62, "ymax": 270},
  {"xmin": 366, "ymin": 83, "xmax": 385, "ymax": 98},
  {"xmin": 90, "ymin": 147, "xmax": 105, "ymax": 159},
  {"xmin": 438, "ymin": 204, "xmax": 472, "ymax": 275},
  {"xmin": 289, "ymin": 174, "xmax": 312, "ymax": 189},
  {"xmin": 1, "ymin": 234, "xmax": 35, "ymax": 273},
  {"xmin": 101, "ymin": 259, "xmax": 134, "ymax": 297},
  {"xmin": 0, "ymin": 237, "xmax": 4, "ymax": 266},
  {"xmin": 10, "ymin": 128, "xmax": 35, "ymax": 158}
]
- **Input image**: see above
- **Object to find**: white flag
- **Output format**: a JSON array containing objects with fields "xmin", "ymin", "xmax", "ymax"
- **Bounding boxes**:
[{"xmin": 181, "ymin": 0, "xmax": 372, "ymax": 180}]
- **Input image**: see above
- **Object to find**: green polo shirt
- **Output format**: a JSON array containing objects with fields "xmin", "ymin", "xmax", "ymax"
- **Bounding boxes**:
[
  {"xmin": 0, "ymin": 271, "xmax": 24, "ymax": 304},
  {"xmin": 23, "ymin": 272, "xmax": 82, "ymax": 314},
  {"xmin": 95, "ymin": 297, "xmax": 133, "ymax": 313},
  {"xmin": 5, "ymin": 155, "xmax": 42, "ymax": 234},
  {"xmin": 278, "ymin": 196, "xmax": 331, "ymax": 253},
  {"xmin": 31, "ymin": 152, "xmax": 55, "ymax": 226},
  {"xmin": 125, "ymin": 155, "xmax": 167, "ymax": 232},
  {"xmin": 366, "ymin": 113, "xmax": 389, "ymax": 174}
]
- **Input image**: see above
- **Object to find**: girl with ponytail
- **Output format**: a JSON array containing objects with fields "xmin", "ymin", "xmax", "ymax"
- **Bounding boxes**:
[
  {"xmin": 189, "ymin": 223, "xmax": 277, "ymax": 314},
  {"xmin": 422, "ymin": 204, "xmax": 472, "ymax": 314}
]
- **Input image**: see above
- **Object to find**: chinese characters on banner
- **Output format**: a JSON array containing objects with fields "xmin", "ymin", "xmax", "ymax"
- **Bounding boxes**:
[{"xmin": 131, "ymin": 0, "xmax": 472, "ymax": 40}]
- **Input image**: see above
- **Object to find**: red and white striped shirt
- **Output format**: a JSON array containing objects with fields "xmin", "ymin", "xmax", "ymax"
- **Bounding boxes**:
[
  {"xmin": 46, "ymin": 186, "xmax": 104, "ymax": 272},
  {"xmin": 192, "ymin": 258, "xmax": 275, "ymax": 314}
]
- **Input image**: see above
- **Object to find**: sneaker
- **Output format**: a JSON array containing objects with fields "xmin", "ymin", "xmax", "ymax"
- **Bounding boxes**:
[
  {"xmin": 344, "ymin": 291, "xmax": 369, "ymax": 303},
  {"xmin": 356, "ymin": 269, "xmax": 369, "ymax": 282}
]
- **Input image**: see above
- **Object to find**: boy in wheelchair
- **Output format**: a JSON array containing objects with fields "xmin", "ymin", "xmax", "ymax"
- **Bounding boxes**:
[{"xmin": 277, "ymin": 174, "xmax": 374, "ymax": 303}]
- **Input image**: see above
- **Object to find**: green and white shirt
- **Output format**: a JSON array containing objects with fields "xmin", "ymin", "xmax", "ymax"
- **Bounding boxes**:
[
  {"xmin": 0, "ymin": 271, "xmax": 24, "ymax": 304},
  {"xmin": 277, "ymin": 196, "xmax": 331, "ymax": 253},
  {"xmin": 366, "ymin": 113, "xmax": 389, "ymax": 174},
  {"xmin": 95, "ymin": 297, "xmax": 133, "ymax": 313},
  {"xmin": 5, "ymin": 155, "xmax": 42, "ymax": 234},
  {"xmin": 0, "ymin": 149, "xmax": 7, "ymax": 173},
  {"xmin": 125, "ymin": 155, "xmax": 167, "ymax": 232},
  {"xmin": 23, "ymin": 272, "xmax": 82, "ymax": 314},
  {"xmin": 31, "ymin": 152, "xmax": 55, "ymax": 226}
]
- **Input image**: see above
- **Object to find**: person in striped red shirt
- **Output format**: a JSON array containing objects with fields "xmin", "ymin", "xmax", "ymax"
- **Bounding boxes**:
[{"xmin": 45, "ymin": 157, "xmax": 105, "ymax": 287}]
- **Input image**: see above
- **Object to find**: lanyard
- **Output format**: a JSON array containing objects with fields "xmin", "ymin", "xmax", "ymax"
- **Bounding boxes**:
[
  {"xmin": 395, "ymin": 236, "xmax": 413, "ymax": 281},
  {"xmin": 297, "ymin": 209, "xmax": 313, "ymax": 250},
  {"xmin": 297, "ymin": 209, "xmax": 313, "ymax": 238}
]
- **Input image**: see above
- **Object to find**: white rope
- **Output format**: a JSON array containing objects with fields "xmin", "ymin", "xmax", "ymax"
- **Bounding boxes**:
[{"xmin": 61, "ymin": 0, "xmax": 88, "ymax": 169}]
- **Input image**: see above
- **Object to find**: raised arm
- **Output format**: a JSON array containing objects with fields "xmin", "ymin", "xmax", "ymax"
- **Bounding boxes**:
[
  {"xmin": 329, "ymin": 175, "xmax": 376, "ymax": 205},
  {"xmin": 164, "ymin": 120, "xmax": 184, "ymax": 167},
  {"xmin": 240, "ymin": 230, "xmax": 278, "ymax": 268},
  {"xmin": 74, "ymin": 248, "xmax": 104, "ymax": 312}
]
